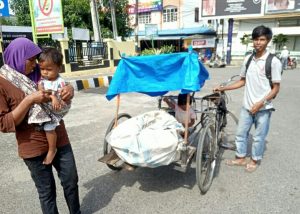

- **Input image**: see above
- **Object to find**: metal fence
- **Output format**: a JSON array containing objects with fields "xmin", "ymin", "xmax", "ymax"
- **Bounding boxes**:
[{"xmin": 68, "ymin": 41, "xmax": 107, "ymax": 66}]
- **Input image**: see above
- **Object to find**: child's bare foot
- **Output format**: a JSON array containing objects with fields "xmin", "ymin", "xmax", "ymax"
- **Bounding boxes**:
[{"xmin": 43, "ymin": 150, "xmax": 57, "ymax": 165}]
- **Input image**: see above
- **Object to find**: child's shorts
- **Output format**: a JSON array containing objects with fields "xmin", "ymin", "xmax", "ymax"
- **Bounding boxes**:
[{"xmin": 44, "ymin": 122, "xmax": 58, "ymax": 131}]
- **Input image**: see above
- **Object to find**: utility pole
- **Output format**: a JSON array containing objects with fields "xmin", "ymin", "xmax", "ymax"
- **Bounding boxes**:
[
  {"xmin": 109, "ymin": 0, "xmax": 118, "ymax": 40},
  {"xmin": 90, "ymin": 0, "xmax": 102, "ymax": 41},
  {"xmin": 226, "ymin": 18, "xmax": 234, "ymax": 65},
  {"xmin": 135, "ymin": 0, "xmax": 139, "ymax": 52}
]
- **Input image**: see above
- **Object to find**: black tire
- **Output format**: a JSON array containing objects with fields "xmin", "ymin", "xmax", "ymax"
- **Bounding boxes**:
[
  {"xmin": 219, "ymin": 111, "xmax": 238, "ymax": 151},
  {"xmin": 196, "ymin": 121, "xmax": 217, "ymax": 194},
  {"xmin": 103, "ymin": 113, "xmax": 131, "ymax": 170}
]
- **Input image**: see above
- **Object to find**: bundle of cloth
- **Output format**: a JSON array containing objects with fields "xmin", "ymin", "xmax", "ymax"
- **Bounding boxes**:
[{"xmin": 106, "ymin": 110, "xmax": 185, "ymax": 168}]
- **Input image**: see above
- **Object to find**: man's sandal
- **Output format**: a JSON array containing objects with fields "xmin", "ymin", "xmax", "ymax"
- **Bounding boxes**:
[
  {"xmin": 225, "ymin": 159, "xmax": 247, "ymax": 166},
  {"xmin": 245, "ymin": 163, "xmax": 258, "ymax": 173}
]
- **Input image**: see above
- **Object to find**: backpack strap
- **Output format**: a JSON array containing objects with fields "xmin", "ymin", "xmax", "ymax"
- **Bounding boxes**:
[
  {"xmin": 245, "ymin": 53, "xmax": 274, "ymax": 89},
  {"xmin": 245, "ymin": 53, "xmax": 255, "ymax": 74},
  {"xmin": 265, "ymin": 54, "xmax": 275, "ymax": 89}
]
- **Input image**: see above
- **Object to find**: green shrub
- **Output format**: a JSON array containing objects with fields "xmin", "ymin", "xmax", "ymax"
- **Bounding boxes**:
[{"xmin": 141, "ymin": 45, "xmax": 175, "ymax": 56}]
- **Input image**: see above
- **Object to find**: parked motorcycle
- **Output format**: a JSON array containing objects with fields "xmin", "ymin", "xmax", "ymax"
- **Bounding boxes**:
[
  {"xmin": 288, "ymin": 57, "xmax": 297, "ymax": 69},
  {"xmin": 208, "ymin": 56, "xmax": 226, "ymax": 68}
]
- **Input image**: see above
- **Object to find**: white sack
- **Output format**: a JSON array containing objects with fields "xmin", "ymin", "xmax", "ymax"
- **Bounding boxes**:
[{"xmin": 106, "ymin": 110, "xmax": 184, "ymax": 168}]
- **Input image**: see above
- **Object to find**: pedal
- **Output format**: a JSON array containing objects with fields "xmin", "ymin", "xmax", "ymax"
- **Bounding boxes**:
[
  {"xmin": 186, "ymin": 146, "xmax": 196, "ymax": 164},
  {"xmin": 172, "ymin": 162, "xmax": 187, "ymax": 173},
  {"xmin": 219, "ymin": 142, "xmax": 236, "ymax": 151}
]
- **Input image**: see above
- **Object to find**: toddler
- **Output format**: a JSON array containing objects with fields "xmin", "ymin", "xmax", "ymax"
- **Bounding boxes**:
[{"xmin": 38, "ymin": 48, "xmax": 71, "ymax": 164}]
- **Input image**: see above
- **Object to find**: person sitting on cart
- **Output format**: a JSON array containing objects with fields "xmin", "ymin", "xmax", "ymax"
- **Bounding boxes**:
[{"xmin": 163, "ymin": 93, "xmax": 196, "ymax": 128}]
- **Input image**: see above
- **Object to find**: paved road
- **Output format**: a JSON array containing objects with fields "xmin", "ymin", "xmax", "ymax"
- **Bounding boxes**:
[{"xmin": 1, "ymin": 67, "xmax": 299, "ymax": 214}]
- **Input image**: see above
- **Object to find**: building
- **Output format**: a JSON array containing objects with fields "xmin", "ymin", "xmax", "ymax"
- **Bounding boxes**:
[
  {"xmin": 128, "ymin": 0, "xmax": 300, "ymax": 64},
  {"xmin": 128, "ymin": 0, "xmax": 216, "ymax": 53}
]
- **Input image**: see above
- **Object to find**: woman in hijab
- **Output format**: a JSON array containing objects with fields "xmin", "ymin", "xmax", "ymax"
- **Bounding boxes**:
[{"xmin": 0, "ymin": 38, "xmax": 81, "ymax": 214}]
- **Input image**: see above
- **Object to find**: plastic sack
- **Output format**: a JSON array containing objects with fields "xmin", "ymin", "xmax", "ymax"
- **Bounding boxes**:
[{"xmin": 106, "ymin": 110, "xmax": 184, "ymax": 168}]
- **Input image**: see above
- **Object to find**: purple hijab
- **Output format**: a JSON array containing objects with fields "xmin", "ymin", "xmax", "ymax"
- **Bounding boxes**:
[{"xmin": 4, "ymin": 37, "xmax": 42, "ymax": 83}]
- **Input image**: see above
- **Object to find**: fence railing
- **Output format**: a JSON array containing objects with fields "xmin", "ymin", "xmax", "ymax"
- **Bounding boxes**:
[{"xmin": 68, "ymin": 41, "xmax": 107, "ymax": 66}]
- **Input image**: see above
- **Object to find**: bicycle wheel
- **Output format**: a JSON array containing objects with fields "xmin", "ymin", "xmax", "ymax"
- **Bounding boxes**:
[
  {"xmin": 103, "ymin": 113, "xmax": 132, "ymax": 170},
  {"xmin": 196, "ymin": 120, "xmax": 217, "ymax": 194},
  {"xmin": 219, "ymin": 111, "xmax": 238, "ymax": 151}
]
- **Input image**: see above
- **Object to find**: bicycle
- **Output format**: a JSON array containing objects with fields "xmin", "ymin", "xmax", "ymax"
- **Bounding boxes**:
[{"xmin": 196, "ymin": 75, "xmax": 239, "ymax": 194}]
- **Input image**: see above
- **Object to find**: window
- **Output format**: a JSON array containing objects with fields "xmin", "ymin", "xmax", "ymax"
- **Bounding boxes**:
[
  {"xmin": 278, "ymin": 19, "xmax": 300, "ymax": 27},
  {"xmin": 195, "ymin": 7, "xmax": 199, "ymax": 22},
  {"xmin": 139, "ymin": 12, "xmax": 151, "ymax": 24},
  {"xmin": 163, "ymin": 7, "xmax": 177, "ymax": 22}
]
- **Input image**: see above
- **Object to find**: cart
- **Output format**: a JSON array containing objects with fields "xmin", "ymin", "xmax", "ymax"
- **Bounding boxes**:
[{"xmin": 99, "ymin": 49, "xmax": 238, "ymax": 194}]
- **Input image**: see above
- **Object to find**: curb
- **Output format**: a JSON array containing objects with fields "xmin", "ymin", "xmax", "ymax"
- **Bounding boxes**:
[{"xmin": 68, "ymin": 75, "xmax": 113, "ymax": 91}]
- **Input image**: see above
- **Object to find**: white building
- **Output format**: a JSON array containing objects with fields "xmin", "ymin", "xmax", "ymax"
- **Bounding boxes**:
[
  {"xmin": 128, "ymin": 0, "xmax": 216, "ymax": 52},
  {"xmin": 128, "ymin": 1, "xmax": 300, "ymax": 63}
]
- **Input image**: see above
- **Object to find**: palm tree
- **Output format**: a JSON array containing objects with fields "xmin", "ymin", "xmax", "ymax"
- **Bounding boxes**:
[
  {"xmin": 240, "ymin": 33, "xmax": 252, "ymax": 52},
  {"xmin": 272, "ymin": 34, "xmax": 288, "ymax": 50}
]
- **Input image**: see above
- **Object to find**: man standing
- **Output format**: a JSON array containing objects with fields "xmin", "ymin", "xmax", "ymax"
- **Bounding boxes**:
[
  {"xmin": 214, "ymin": 25, "xmax": 282, "ymax": 172},
  {"xmin": 280, "ymin": 46, "xmax": 289, "ymax": 70}
]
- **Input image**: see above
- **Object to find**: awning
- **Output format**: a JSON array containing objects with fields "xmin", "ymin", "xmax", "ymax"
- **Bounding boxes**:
[
  {"xmin": 139, "ymin": 36, "xmax": 182, "ymax": 40},
  {"xmin": 137, "ymin": 26, "xmax": 216, "ymax": 38}
]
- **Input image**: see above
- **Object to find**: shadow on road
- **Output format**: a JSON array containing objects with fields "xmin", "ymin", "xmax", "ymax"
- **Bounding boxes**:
[{"xmin": 81, "ymin": 166, "xmax": 196, "ymax": 213}]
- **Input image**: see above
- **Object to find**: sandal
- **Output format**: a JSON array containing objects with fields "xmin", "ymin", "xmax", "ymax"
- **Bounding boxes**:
[
  {"xmin": 225, "ymin": 158, "xmax": 247, "ymax": 166},
  {"xmin": 245, "ymin": 163, "xmax": 258, "ymax": 173}
]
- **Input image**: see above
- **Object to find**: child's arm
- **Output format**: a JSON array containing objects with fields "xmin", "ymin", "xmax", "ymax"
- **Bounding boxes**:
[
  {"xmin": 163, "ymin": 97, "xmax": 175, "ymax": 109},
  {"xmin": 50, "ymin": 94, "xmax": 61, "ymax": 111},
  {"xmin": 188, "ymin": 108, "xmax": 197, "ymax": 127},
  {"xmin": 188, "ymin": 118, "xmax": 195, "ymax": 127}
]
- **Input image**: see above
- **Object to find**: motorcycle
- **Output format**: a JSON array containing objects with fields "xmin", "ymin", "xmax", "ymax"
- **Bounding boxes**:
[
  {"xmin": 288, "ymin": 57, "xmax": 297, "ymax": 69},
  {"xmin": 208, "ymin": 56, "xmax": 226, "ymax": 68}
]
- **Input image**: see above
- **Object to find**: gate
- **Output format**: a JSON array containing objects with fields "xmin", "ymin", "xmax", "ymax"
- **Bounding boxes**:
[{"xmin": 68, "ymin": 41, "xmax": 108, "ymax": 66}]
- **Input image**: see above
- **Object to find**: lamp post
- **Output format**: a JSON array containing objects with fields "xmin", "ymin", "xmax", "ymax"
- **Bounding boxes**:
[
  {"xmin": 90, "ymin": 0, "xmax": 102, "ymax": 41},
  {"xmin": 109, "ymin": 0, "xmax": 118, "ymax": 40}
]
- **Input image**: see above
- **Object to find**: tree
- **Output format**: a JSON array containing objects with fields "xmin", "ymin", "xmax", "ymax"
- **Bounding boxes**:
[
  {"xmin": 62, "ymin": 0, "xmax": 91, "ymax": 29},
  {"xmin": 99, "ymin": 0, "xmax": 133, "ymax": 39},
  {"xmin": 10, "ymin": 0, "xmax": 31, "ymax": 26},
  {"xmin": 10, "ymin": 0, "xmax": 92, "ymax": 29},
  {"xmin": 240, "ymin": 33, "xmax": 252, "ymax": 51},
  {"xmin": 272, "ymin": 34, "xmax": 288, "ymax": 50},
  {"xmin": 9, "ymin": 0, "xmax": 132, "ymax": 40}
]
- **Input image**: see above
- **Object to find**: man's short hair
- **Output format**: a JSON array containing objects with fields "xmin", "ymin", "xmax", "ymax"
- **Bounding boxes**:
[{"xmin": 252, "ymin": 25, "xmax": 273, "ymax": 41}]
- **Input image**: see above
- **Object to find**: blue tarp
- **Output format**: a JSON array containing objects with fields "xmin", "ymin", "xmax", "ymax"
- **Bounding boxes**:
[{"xmin": 106, "ymin": 51, "xmax": 210, "ymax": 100}]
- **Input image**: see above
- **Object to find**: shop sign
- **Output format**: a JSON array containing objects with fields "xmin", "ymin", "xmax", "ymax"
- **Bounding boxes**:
[{"xmin": 192, "ymin": 38, "xmax": 215, "ymax": 48}]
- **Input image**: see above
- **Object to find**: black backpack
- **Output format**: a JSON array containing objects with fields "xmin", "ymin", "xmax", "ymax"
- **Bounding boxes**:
[{"xmin": 245, "ymin": 53, "xmax": 282, "ymax": 89}]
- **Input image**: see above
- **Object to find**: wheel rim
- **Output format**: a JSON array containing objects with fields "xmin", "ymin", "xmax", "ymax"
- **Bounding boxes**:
[
  {"xmin": 103, "ymin": 113, "xmax": 131, "ymax": 170},
  {"xmin": 196, "ymin": 122, "xmax": 216, "ymax": 193}
]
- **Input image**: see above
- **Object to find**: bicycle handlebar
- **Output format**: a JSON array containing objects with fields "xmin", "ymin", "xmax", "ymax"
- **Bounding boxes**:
[{"xmin": 220, "ymin": 75, "xmax": 240, "ymax": 87}]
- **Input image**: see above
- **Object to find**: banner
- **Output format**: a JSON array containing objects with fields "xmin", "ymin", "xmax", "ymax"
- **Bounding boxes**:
[
  {"xmin": 201, "ymin": 0, "xmax": 263, "ymax": 18},
  {"xmin": 192, "ymin": 38, "xmax": 215, "ymax": 48},
  {"xmin": 128, "ymin": 0, "xmax": 162, "ymax": 14},
  {"xmin": 145, "ymin": 24, "xmax": 158, "ymax": 37},
  {"xmin": 0, "ymin": 0, "xmax": 10, "ymax": 17},
  {"xmin": 32, "ymin": 0, "xmax": 64, "ymax": 35},
  {"xmin": 265, "ymin": 0, "xmax": 300, "ymax": 14}
]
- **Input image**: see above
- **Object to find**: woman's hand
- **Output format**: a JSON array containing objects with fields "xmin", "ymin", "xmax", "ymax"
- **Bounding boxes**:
[
  {"xmin": 59, "ymin": 84, "xmax": 74, "ymax": 102},
  {"xmin": 26, "ymin": 91, "xmax": 49, "ymax": 104}
]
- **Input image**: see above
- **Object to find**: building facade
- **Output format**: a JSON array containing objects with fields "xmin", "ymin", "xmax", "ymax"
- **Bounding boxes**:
[
  {"xmin": 128, "ymin": 0, "xmax": 300, "ymax": 63},
  {"xmin": 128, "ymin": 0, "xmax": 216, "ymax": 52}
]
